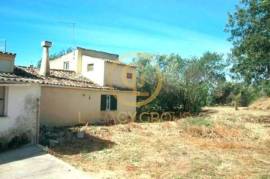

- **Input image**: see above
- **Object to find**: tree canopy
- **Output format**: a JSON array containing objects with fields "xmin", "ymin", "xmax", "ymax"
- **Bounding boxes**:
[
  {"xmin": 226, "ymin": 0, "xmax": 270, "ymax": 84},
  {"xmin": 133, "ymin": 52, "xmax": 227, "ymax": 114}
]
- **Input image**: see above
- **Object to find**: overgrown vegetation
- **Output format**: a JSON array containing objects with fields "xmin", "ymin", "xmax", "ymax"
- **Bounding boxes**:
[
  {"xmin": 50, "ymin": 107, "xmax": 270, "ymax": 178},
  {"xmin": 133, "ymin": 52, "xmax": 227, "ymax": 114}
]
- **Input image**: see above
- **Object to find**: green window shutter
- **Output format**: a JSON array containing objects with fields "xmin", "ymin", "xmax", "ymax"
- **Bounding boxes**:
[
  {"xmin": 101, "ymin": 95, "xmax": 107, "ymax": 111},
  {"xmin": 110, "ymin": 95, "xmax": 117, "ymax": 111}
]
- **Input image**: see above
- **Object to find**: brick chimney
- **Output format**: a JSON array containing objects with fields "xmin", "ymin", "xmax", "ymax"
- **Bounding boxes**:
[{"xmin": 39, "ymin": 41, "xmax": 52, "ymax": 76}]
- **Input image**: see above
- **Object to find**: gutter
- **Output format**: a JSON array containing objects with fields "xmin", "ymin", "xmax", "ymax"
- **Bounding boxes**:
[{"xmin": 41, "ymin": 84, "xmax": 138, "ymax": 93}]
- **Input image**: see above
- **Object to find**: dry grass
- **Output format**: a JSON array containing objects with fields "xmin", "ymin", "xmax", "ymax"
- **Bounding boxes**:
[
  {"xmin": 50, "ymin": 107, "xmax": 270, "ymax": 179},
  {"xmin": 250, "ymin": 97, "xmax": 270, "ymax": 110}
]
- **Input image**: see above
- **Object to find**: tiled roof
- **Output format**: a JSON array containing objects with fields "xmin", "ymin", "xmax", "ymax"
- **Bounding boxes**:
[
  {"xmin": 0, "ymin": 51, "xmax": 16, "ymax": 56},
  {"xmin": 0, "ymin": 67, "xmax": 113, "ymax": 90}
]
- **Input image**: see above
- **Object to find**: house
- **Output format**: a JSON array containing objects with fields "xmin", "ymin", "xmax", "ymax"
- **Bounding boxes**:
[
  {"xmin": 0, "ymin": 41, "xmax": 137, "ymax": 145},
  {"xmin": 49, "ymin": 47, "xmax": 136, "ymax": 90},
  {"xmin": 41, "ymin": 45, "xmax": 137, "ymax": 126},
  {"xmin": 0, "ymin": 51, "xmax": 41, "ymax": 145}
]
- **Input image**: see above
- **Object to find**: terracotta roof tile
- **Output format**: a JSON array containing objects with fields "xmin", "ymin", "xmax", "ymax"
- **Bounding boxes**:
[{"xmin": 0, "ymin": 67, "xmax": 114, "ymax": 90}]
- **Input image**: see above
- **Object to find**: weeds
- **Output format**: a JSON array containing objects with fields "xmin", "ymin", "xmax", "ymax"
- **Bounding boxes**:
[
  {"xmin": 50, "ymin": 107, "xmax": 270, "ymax": 178},
  {"xmin": 186, "ymin": 117, "xmax": 213, "ymax": 127}
]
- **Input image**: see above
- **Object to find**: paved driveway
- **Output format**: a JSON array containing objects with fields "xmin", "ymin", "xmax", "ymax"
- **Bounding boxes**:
[{"xmin": 0, "ymin": 145, "xmax": 92, "ymax": 179}]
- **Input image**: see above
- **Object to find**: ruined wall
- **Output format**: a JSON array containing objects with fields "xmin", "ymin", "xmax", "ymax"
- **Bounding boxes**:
[{"xmin": 0, "ymin": 85, "xmax": 41, "ymax": 145}]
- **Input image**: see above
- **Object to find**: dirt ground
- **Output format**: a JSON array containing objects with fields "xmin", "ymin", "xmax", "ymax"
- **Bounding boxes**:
[{"xmin": 50, "ymin": 107, "xmax": 270, "ymax": 179}]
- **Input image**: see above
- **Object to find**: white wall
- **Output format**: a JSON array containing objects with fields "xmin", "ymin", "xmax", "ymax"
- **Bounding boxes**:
[
  {"xmin": 81, "ymin": 55, "xmax": 105, "ymax": 86},
  {"xmin": 50, "ymin": 51, "xmax": 77, "ymax": 71},
  {"xmin": 0, "ymin": 85, "xmax": 41, "ymax": 143}
]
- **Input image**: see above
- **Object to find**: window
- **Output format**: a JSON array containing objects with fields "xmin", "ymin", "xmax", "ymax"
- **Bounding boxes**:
[
  {"xmin": 87, "ymin": 64, "xmax": 94, "ymax": 71},
  {"xmin": 63, "ymin": 61, "xmax": 69, "ymax": 70},
  {"xmin": 127, "ymin": 73, "xmax": 133, "ymax": 79},
  {"xmin": 0, "ymin": 87, "xmax": 6, "ymax": 116},
  {"xmin": 101, "ymin": 95, "xmax": 117, "ymax": 111}
]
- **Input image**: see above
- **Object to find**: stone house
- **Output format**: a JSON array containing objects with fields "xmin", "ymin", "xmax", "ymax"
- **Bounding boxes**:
[{"xmin": 0, "ymin": 41, "xmax": 137, "ymax": 145}]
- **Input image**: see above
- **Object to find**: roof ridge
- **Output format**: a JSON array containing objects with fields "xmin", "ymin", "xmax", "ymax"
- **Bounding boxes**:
[{"xmin": 76, "ymin": 47, "xmax": 119, "ymax": 57}]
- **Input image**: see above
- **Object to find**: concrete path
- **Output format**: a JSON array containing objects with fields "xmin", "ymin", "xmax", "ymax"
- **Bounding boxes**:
[{"xmin": 0, "ymin": 145, "xmax": 92, "ymax": 179}]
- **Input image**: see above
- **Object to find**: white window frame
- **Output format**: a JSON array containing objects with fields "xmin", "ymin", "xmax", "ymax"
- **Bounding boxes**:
[
  {"xmin": 63, "ymin": 61, "xmax": 69, "ymax": 70},
  {"xmin": 106, "ymin": 95, "xmax": 111, "ymax": 111}
]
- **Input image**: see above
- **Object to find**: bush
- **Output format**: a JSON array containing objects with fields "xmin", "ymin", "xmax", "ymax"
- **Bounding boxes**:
[
  {"xmin": 258, "ymin": 80, "xmax": 270, "ymax": 97},
  {"xmin": 209, "ymin": 82, "xmax": 260, "ymax": 107},
  {"xmin": 134, "ymin": 52, "xmax": 224, "ymax": 116}
]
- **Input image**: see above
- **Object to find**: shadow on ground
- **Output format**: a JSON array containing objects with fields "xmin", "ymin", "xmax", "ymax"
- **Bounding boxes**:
[
  {"xmin": 51, "ymin": 133, "xmax": 115, "ymax": 155},
  {"xmin": 199, "ymin": 108, "xmax": 219, "ymax": 117},
  {"xmin": 0, "ymin": 145, "xmax": 45, "ymax": 165}
]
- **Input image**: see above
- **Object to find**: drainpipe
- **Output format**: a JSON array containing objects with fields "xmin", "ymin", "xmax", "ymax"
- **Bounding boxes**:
[{"xmin": 35, "ymin": 98, "xmax": 40, "ymax": 144}]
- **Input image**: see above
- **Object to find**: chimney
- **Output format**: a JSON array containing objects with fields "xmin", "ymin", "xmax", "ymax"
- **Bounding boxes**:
[
  {"xmin": 0, "ymin": 52, "xmax": 16, "ymax": 73},
  {"xmin": 39, "ymin": 41, "xmax": 52, "ymax": 76}
]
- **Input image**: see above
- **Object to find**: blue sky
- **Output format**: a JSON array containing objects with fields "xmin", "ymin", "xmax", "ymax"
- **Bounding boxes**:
[{"xmin": 0, "ymin": 0, "xmax": 238, "ymax": 66}]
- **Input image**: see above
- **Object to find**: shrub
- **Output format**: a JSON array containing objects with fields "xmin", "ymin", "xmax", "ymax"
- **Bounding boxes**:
[
  {"xmin": 134, "ymin": 52, "xmax": 224, "ymax": 116},
  {"xmin": 209, "ymin": 82, "xmax": 261, "ymax": 107},
  {"xmin": 186, "ymin": 117, "xmax": 213, "ymax": 127}
]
